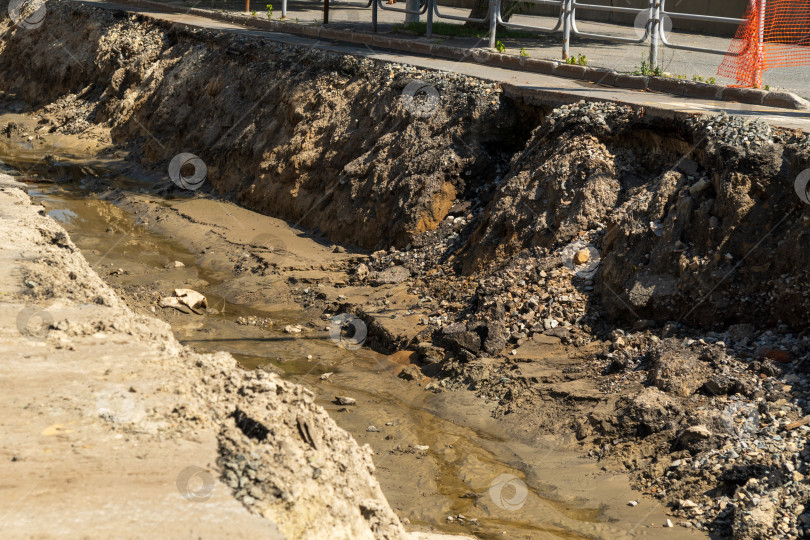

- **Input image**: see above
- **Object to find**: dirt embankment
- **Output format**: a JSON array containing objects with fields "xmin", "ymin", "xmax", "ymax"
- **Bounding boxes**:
[
  {"xmin": 0, "ymin": 173, "xmax": 426, "ymax": 538},
  {"xmin": 463, "ymin": 102, "xmax": 810, "ymax": 330},
  {"xmin": 0, "ymin": 0, "xmax": 534, "ymax": 250},
  {"xmin": 1, "ymin": 1, "xmax": 809, "ymax": 332}
]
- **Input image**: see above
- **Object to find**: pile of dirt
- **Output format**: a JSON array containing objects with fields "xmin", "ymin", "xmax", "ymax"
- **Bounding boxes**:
[
  {"xmin": 459, "ymin": 101, "xmax": 810, "ymax": 331},
  {"xmin": 352, "ymin": 102, "xmax": 810, "ymax": 537}
]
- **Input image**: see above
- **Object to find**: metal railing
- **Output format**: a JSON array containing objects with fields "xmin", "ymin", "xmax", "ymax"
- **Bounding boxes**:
[
  {"xmin": 659, "ymin": 0, "xmax": 747, "ymax": 55},
  {"xmin": 372, "ymin": 0, "xmax": 430, "ymax": 32},
  {"xmin": 323, "ymin": 0, "xmax": 374, "ymax": 25},
  {"xmin": 320, "ymin": 0, "xmax": 750, "ymax": 71},
  {"xmin": 492, "ymin": 0, "xmax": 564, "ymax": 49}
]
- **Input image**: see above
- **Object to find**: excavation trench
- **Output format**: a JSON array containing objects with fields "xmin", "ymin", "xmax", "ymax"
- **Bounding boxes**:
[
  {"xmin": 4, "ymin": 1, "xmax": 810, "ymax": 537},
  {"xmin": 7, "ymin": 150, "xmax": 693, "ymax": 539}
]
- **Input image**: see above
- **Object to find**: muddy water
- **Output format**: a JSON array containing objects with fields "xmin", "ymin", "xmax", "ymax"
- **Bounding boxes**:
[{"xmin": 13, "ymin": 169, "xmax": 699, "ymax": 539}]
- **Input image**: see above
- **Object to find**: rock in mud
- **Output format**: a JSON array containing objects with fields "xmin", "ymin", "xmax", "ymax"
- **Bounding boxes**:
[
  {"xmin": 647, "ymin": 339, "xmax": 710, "ymax": 397},
  {"xmin": 439, "ymin": 323, "xmax": 481, "ymax": 356},
  {"xmin": 415, "ymin": 342, "xmax": 444, "ymax": 364},
  {"xmin": 673, "ymin": 424, "xmax": 717, "ymax": 454},
  {"xmin": 369, "ymin": 265, "xmax": 410, "ymax": 285},
  {"xmin": 354, "ymin": 263, "xmax": 369, "ymax": 281},
  {"xmin": 173, "ymin": 288, "xmax": 207, "ymax": 309},
  {"xmin": 620, "ymin": 387, "xmax": 683, "ymax": 437},
  {"xmin": 466, "ymin": 319, "xmax": 509, "ymax": 355}
]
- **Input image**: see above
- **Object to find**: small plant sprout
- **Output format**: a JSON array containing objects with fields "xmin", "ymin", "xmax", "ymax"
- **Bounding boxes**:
[
  {"xmin": 565, "ymin": 54, "xmax": 587, "ymax": 66},
  {"xmin": 495, "ymin": 40, "xmax": 506, "ymax": 53},
  {"xmin": 265, "ymin": 3, "xmax": 273, "ymax": 19},
  {"xmin": 633, "ymin": 60, "xmax": 664, "ymax": 77},
  {"xmin": 519, "ymin": 48, "xmax": 529, "ymax": 58}
]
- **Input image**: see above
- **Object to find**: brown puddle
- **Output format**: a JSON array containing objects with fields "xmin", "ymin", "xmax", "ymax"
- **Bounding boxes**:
[{"xmin": 2, "ymin": 130, "xmax": 703, "ymax": 538}]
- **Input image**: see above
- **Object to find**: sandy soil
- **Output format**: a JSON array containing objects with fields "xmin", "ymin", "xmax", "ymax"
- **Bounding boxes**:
[{"xmin": 0, "ymin": 170, "xmax": 453, "ymax": 539}]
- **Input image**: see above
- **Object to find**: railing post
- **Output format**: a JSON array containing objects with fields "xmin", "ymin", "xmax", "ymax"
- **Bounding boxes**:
[
  {"xmin": 372, "ymin": 0, "xmax": 378, "ymax": 32},
  {"xmin": 754, "ymin": 0, "xmax": 765, "ymax": 87},
  {"xmin": 562, "ymin": 0, "xmax": 572, "ymax": 60},
  {"xmin": 426, "ymin": 0, "xmax": 434, "ymax": 38},
  {"xmin": 488, "ymin": 0, "xmax": 500, "ymax": 49},
  {"xmin": 406, "ymin": 0, "xmax": 420, "ymax": 22},
  {"xmin": 649, "ymin": 0, "xmax": 661, "ymax": 69},
  {"xmin": 281, "ymin": 0, "xmax": 287, "ymax": 19}
]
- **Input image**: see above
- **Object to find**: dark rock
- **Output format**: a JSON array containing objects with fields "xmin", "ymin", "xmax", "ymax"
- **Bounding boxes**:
[
  {"xmin": 466, "ymin": 319, "xmax": 508, "ymax": 355},
  {"xmin": 415, "ymin": 342, "xmax": 444, "ymax": 364},
  {"xmin": 727, "ymin": 323, "xmax": 755, "ymax": 345},
  {"xmin": 759, "ymin": 359, "xmax": 783, "ymax": 377},
  {"xmin": 702, "ymin": 375, "xmax": 736, "ymax": 396},
  {"xmin": 544, "ymin": 326, "xmax": 571, "ymax": 342},
  {"xmin": 698, "ymin": 344, "xmax": 727, "ymax": 366},
  {"xmin": 440, "ymin": 324, "xmax": 482, "ymax": 354}
]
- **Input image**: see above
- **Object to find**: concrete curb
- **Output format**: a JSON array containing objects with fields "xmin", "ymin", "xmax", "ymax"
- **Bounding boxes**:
[{"xmin": 94, "ymin": 0, "xmax": 810, "ymax": 111}]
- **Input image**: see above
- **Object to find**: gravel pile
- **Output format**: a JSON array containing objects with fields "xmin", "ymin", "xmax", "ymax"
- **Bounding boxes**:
[
  {"xmin": 575, "ymin": 328, "xmax": 810, "ymax": 539},
  {"xmin": 343, "ymin": 101, "xmax": 810, "ymax": 539},
  {"xmin": 688, "ymin": 111, "xmax": 775, "ymax": 149}
]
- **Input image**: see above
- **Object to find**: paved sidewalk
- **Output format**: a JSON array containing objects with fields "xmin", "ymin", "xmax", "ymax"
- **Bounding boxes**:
[
  {"xmin": 79, "ymin": 0, "xmax": 810, "ymax": 131},
  {"xmin": 162, "ymin": 0, "xmax": 810, "ymax": 98}
]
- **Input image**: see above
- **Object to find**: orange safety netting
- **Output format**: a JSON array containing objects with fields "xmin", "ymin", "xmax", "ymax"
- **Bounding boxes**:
[{"xmin": 718, "ymin": 0, "xmax": 810, "ymax": 87}]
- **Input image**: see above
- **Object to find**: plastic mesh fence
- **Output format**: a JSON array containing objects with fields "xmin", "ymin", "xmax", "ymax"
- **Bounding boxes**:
[{"xmin": 718, "ymin": 0, "xmax": 810, "ymax": 87}]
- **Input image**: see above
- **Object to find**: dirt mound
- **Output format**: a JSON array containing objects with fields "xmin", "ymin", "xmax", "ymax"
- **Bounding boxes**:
[
  {"xmin": 599, "ymin": 112, "xmax": 810, "ymax": 330},
  {"xmin": 461, "ymin": 101, "xmax": 634, "ymax": 269},
  {"xmin": 458, "ymin": 101, "xmax": 810, "ymax": 333}
]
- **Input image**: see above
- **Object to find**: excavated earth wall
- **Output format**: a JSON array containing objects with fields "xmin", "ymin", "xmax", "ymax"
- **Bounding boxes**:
[{"xmin": 2, "ymin": 0, "xmax": 808, "ymax": 334}]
